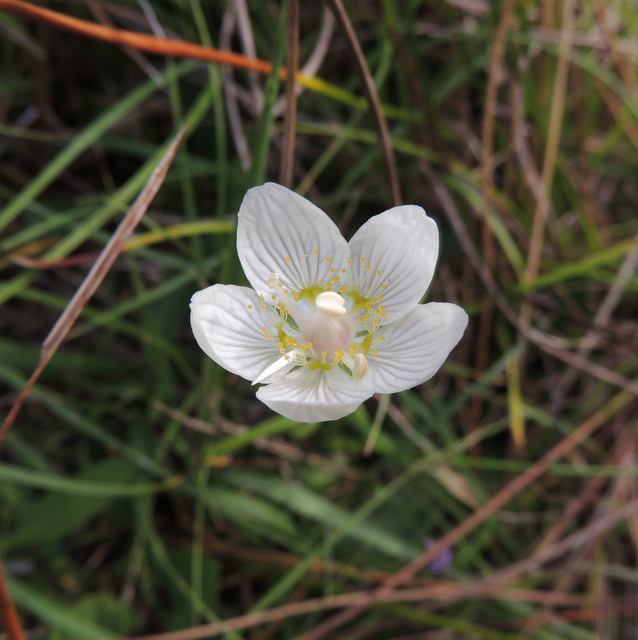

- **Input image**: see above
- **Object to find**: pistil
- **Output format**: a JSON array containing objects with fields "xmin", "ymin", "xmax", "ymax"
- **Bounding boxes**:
[
  {"xmin": 302, "ymin": 292, "xmax": 354, "ymax": 355},
  {"xmin": 254, "ymin": 276, "xmax": 370, "ymax": 384}
]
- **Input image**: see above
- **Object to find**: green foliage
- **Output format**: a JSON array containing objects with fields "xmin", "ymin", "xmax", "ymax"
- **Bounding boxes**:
[{"xmin": 1, "ymin": 0, "xmax": 637, "ymax": 638}]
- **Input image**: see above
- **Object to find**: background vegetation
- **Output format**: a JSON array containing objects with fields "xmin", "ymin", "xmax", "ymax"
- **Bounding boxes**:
[{"xmin": 1, "ymin": 0, "xmax": 638, "ymax": 638}]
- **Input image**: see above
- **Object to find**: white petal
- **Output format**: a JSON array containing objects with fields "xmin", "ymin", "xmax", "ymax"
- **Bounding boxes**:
[
  {"xmin": 345, "ymin": 205, "xmax": 439, "ymax": 323},
  {"xmin": 237, "ymin": 183, "xmax": 348, "ymax": 299},
  {"xmin": 366, "ymin": 303, "xmax": 468, "ymax": 394},
  {"xmin": 256, "ymin": 367, "xmax": 374, "ymax": 423},
  {"xmin": 190, "ymin": 284, "xmax": 282, "ymax": 382}
]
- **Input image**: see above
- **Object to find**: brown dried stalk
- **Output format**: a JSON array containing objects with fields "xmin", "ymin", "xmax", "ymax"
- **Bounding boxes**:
[
  {"xmin": 471, "ymin": 0, "xmax": 516, "ymax": 440},
  {"xmin": 0, "ymin": 558, "xmax": 26, "ymax": 640},
  {"xmin": 323, "ymin": 0, "xmax": 401, "ymax": 206},
  {"xmin": 124, "ymin": 583, "xmax": 589, "ymax": 640},
  {"xmin": 523, "ymin": 0, "xmax": 575, "ymax": 292},
  {"xmin": 0, "ymin": 126, "xmax": 187, "ymax": 449},
  {"xmin": 279, "ymin": 0, "xmax": 300, "ymax": 188}
]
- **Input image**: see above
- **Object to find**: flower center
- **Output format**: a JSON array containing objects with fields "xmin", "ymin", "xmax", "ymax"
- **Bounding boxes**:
[
  {"xmin": 250, "ymin": 273, "xmax": 383, "ymax": 385},
  {"xmin": 302, "ymin": 292, "xmax": 353, "ymax": 354}
]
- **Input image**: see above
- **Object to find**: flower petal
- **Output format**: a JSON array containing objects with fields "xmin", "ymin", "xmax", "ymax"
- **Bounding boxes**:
[
  {"xmin": 190, "ymin": 284, "xmax": 282, "ymax": 382},
  {"xmin": 237, "ymin": 183, "xmax": 348, "ymax": 299},
  {"xmin": 256, "ymin": 367, "xmax": 374, "ymax": 423},
  {"xmin": 366, "ymin": 302, "xmax": 468, "ymax": 394},
  {"xmin": 345, "ymin": 205, "xmax": 439, "ymax": 323}
]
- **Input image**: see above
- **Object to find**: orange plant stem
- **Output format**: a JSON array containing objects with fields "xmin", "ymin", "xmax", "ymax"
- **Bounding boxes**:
[
  {"xmin": 0, "ymin": 559, "xmax": 26, "ymax": 640},
  {"xmin": 0, "ymin": 0, "xmax": 282, "ymax": 77}
]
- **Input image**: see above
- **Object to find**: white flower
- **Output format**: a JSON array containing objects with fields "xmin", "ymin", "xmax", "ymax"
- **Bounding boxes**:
[{"xmin": 190, "ymin": 183, "xmax": 468, "ymax": 423}]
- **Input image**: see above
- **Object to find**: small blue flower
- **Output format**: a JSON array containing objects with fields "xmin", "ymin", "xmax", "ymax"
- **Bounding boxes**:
[{"xmin": 425, "ymin": 539, "xmax": 453, "ymax": 574}]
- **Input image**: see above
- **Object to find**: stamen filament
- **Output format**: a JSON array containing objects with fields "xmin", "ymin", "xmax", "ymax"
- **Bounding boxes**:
[
  {"xmin": 267, "ymin": 273, "xmax": 307, "ymax": 328},
  {"xmin": 252, "ymin": 348, "xmax": 301, "ymax": 385}
]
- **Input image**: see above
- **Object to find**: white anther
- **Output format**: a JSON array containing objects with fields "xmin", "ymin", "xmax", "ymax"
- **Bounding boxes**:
[
  {"xmin": 267, "ymin": 272, "xmax": 280, "ymax": 289},
  {"xmin": 316, "ymin": 291, "xmax": 346, "ymax": 317},
  {"xmin": 352, "ymin": 353, "xmax": 368, "ymax": 380}
]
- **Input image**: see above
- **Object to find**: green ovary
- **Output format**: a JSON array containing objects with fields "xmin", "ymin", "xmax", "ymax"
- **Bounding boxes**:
[
  {"xmin": 307, "ymin": 361, "xmax": 332, "ymax": 371},
  {"xmin": 297, "ymin": 285, "xmax": 325, "ymax": 302},
  {"xmin": 358, "ymin": 331, "xmax": 375, "ymax": 354}
]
